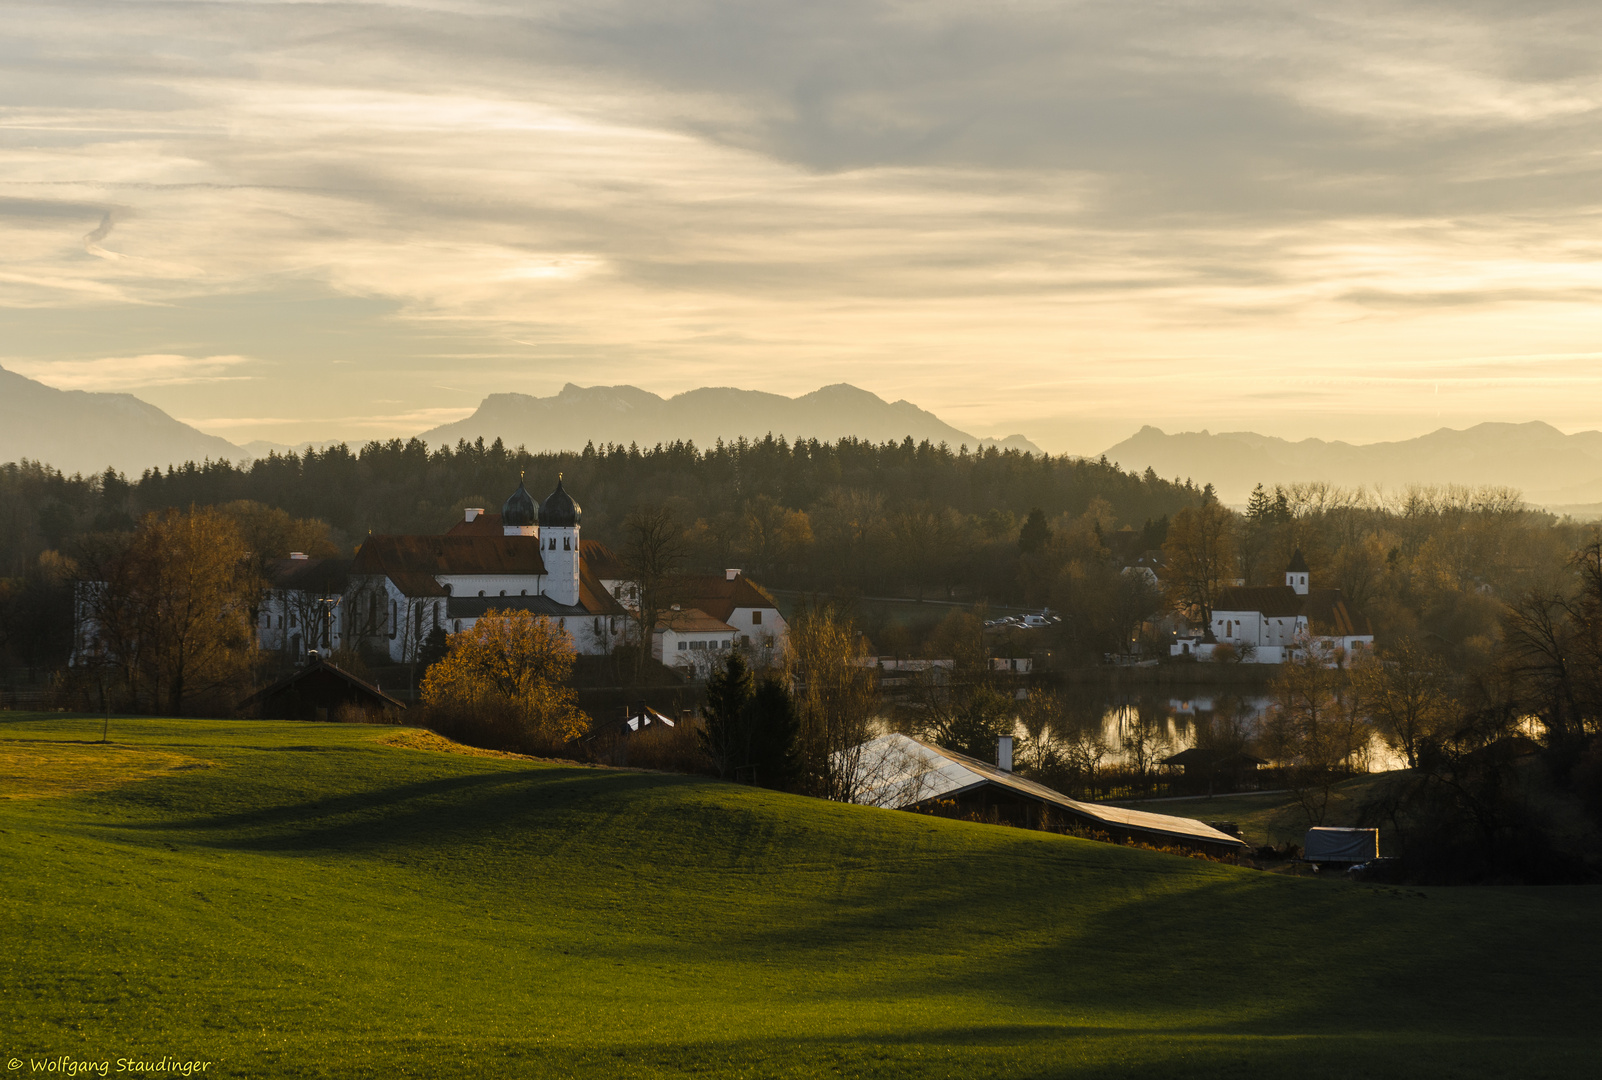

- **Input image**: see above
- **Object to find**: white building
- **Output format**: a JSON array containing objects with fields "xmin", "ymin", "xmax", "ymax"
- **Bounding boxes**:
[
  {"xmin": 1173, "ymin": 550, "xmax": 1374, "ymax": 664},
  {"xmin": 345, "ymin": 476, "xmax": 627, "ymax": 663},
  {"xmin": 648, "ymin": 569, "xmax": 791, "ymax": 674}
]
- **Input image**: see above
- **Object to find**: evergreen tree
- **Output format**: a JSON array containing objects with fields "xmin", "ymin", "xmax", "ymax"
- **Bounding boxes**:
[
  {"xmin": 743, "ymin": 675, "xmax": 801, "ymax": 790},
  {"xmin": 700, "ymin": 652, "xmax": 755, "ymax": 778},
  {"xmin": 418, "ymin": 624, "xmax": 450, "ymax": 675},
  {"xmin": 1246, "ymin": 484, "xmax": 1272, "ymax": 523},
  {"xmin": 1018, "ymin": 508, "xmax": 1052, "ymax": 554}
]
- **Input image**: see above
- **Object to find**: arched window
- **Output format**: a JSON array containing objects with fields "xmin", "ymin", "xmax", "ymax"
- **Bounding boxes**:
[
  {"xmin": 548, "ymin": 538, "xmax": 556, "ymax": 550},
  {"xmin": 563, "ymin": 536, "xmax": 571, "ymax": 551},
  {"xmin": 453, "ymin": 620, "xmax": 462, "ymax": 633}
]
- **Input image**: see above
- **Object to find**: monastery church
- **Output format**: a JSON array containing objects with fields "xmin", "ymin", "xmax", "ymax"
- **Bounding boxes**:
[{"xmin": 257, "ymin": 475, "xmax": 787, "ymax": 668}]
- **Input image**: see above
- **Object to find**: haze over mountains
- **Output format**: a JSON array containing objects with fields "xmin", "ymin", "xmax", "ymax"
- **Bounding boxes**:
[
  {"xmin": 1101, "ymin": 424, "xmax": 1602, "ymax": 511},
  {"xmin": 0, "ymin": 364, "xmax": 240, "ymax": 478},
  {"xmin": 9, "ymin": 360, "xmax": 1602, "ymax": 513},
  {"xmin": 415, "ymin": 383, "xmax": 1040, "ymax": 456},
  {"xmin": 0, "ymin": 366, "xmax": 1037, "ymax": 476}
]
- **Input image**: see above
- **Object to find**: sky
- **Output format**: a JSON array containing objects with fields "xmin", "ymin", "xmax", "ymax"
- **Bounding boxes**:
[{"xmin": 6, "ymin": 0, "xmax": 1602, "ymax": 454}]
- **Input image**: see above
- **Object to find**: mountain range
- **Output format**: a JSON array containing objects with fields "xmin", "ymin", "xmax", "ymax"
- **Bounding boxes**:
[
  {"xmin": 415, "ymin": 382, "xmax": 1040, "ymax": 455},
  {"xmin": 0, "ymin": 364, "xmax": 241, "ymax": 478},
  {"xmin": 10, "ymin": 360, "xmax": 1602, "ymax": 513},
  {"xmin": 0, "ymin": 367, "xmax": 1038, "ymax": 476},
  {"xmin": 1100, "ymin": 423, "xmax": 1602, "ymax": 511}
]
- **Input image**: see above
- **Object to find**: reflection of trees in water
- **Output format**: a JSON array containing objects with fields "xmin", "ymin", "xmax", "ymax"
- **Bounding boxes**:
[
  {"xmin": 1038, "ymin": 687, "xmax": 1278, "ymax": 768},
  {"xmin": 1018, "ymin": 683, "xmax": 1409, "ymax": 796}
]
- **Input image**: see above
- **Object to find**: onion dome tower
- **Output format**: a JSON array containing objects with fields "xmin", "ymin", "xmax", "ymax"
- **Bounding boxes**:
[
  {"xmin": 540, "ymin": 475, "xmax": 582, "ymax": 605},
  {"xmin": 501, "ymin": 475, "xmax": 538, "ymax": 537}
]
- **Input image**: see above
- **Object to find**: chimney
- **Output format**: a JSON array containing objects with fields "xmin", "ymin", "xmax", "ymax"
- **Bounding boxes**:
[
  {"xmin": 289, "ymin": 552, "xmax": 309, "ymax": 561},
  {"xmin": 465, "ymin": 508, "xmax": 483, "ymax": 523},
  {"xmin": 726, "ymin": 568, "xmax": 741, "ymax": 581},
  {"xmin": 996, "ymin": 735, "xmax": 1014, "ymax": 773}
]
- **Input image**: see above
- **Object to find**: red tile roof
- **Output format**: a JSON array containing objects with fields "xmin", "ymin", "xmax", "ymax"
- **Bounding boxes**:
[
  {"xmin": 1304, "ymin": 589, "xmax": 1372, "ymax": 636},
  {"xmin": 446, "ymin": 512, "xmax": 507, "ymax": 537},
  {"xmin": 1214, "ymin": 586, "xmax": 1305, "ymax": 618},
  {"xmin": 672, "ymin": 574, "xmax": 780, "ymax": 623},
  {"xmin": 656, "ymin": 607, "xmax": 737, "ymax": 633},
  {"xmin": 580, "ymin": 539, "xmax": 628, "ymax": 581},
  {"xmin": 579, "ymin": 567, "xmax": 628, "ymax": 616},
  {"xmin": 351, "ymin": 534, "xmax": 547, "ymax": 583}
]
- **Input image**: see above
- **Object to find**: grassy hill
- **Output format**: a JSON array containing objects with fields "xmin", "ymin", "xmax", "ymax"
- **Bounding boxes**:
[{"xmin": 3, "ymin": 715, "xmax": 1598, "ymax": 1079}]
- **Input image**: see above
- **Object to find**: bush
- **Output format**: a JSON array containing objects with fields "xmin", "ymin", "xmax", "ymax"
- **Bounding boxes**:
[{"xmin": 418, "ymin": 610, "xmax": 590, "ymax": 755}]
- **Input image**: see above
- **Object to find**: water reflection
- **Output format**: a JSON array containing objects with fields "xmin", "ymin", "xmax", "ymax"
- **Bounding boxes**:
[{"xmin": 1030, "ymin": 685, "xmax": 1405, "ymax": 772}]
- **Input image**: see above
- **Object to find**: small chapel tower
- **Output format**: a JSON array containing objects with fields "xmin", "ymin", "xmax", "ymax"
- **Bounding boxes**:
[
  {"xmin": 539, "ymin": 475, "xmax": 582, "ymax": 606},
  {"xmin": 1285, "ymin": 550, "xmax": 1310, "ymax": 596}
]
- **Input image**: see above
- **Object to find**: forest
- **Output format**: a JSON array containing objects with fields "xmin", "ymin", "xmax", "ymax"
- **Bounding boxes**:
[{"xmin": 0, "ymin": 436, "xmax": 1199, "ymax": 669}]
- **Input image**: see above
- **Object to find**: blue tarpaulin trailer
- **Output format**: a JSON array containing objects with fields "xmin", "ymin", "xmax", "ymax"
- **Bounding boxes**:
[{"xmin": 1304, "ymin": 827, "xmax": 1379, "ymax": 864}]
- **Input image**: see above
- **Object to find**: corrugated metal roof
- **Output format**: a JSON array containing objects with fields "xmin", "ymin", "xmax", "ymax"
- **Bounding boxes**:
[{"xmin": 852, "ymin": 734, "xmax": 1249, "ymax": 850}]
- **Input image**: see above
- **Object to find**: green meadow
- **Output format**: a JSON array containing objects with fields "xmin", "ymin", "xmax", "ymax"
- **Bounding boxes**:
[{"xmin": 2, "ymin": 714, "xmax": 1597, "ymax": 1079}]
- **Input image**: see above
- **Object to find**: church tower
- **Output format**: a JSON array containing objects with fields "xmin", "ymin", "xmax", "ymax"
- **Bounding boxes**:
[
  {"xmin": 501, "ymin": 476, "xmax": 537, "ymax": 537},
  {"xmin": 539, "ymin": 476, "xmax": 582, "ymax": 606},
  {"xmin": 1285, "ymin": 549, "xmax": 1309, "ymax": 596}
]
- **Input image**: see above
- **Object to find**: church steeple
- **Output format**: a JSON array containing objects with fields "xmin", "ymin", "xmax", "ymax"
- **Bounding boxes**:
[{"xmin": 1285, "ymin": 550, "xmax": 1309, "ymax": 595}]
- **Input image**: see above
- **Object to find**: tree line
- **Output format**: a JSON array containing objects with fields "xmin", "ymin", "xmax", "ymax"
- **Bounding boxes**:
[{"xmin": 0, "ymin": 438, "xmax": 1202, "ymax": 671}]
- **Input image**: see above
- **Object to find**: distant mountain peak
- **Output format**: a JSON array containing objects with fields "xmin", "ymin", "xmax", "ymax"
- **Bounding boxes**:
[
  {"xmin": 418, "ymin": 383, "xmax": 1042, "ymax": 456},
  {"xmin": 1100, "ymin": 423, "xmax": 1602, "ymax": 508},
  {"xmin": 0, "ymin": 365, "xmax": 243, "ymax": 477}
]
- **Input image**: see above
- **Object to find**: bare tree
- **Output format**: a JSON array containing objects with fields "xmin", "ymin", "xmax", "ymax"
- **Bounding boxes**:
[
  {"xmin": 77, "ymin": 507, "xmax": 258, "ymax": 715},
  {"xmin": 787, "ymin": 604, "xmax": 881, "ymax": 802},
  {"xmin": 1351, "ymin": 640, "xmax": 1453, "ymax": 768},
  {"xmin": 1261, "ymin": 655, "xmax": 1374, "ymax": 824},
  {"xmin": 1162, "ymin": 501, "xmax": 1237, "ymax": 639},
  {"xmin": 622, "ymin": 505, "xmax": 690, "ymax": 676}
]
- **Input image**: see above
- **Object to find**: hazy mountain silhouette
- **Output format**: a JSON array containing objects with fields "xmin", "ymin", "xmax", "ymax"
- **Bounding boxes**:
[
  {"xmin": 0, "ymin": 365, "xmax": 243, "ymax": 477},
  {"xmin": 1101, "ymin": 423, "xmax": 1602, "ymax": 510},
  {"xmin": 418, "ymin": 382, "xmax": 1042, "ymax": 455}
]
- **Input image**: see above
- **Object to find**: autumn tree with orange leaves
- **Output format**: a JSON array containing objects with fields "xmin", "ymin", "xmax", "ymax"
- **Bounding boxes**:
[{"xmin": 420, "ymin": 610, "xmax": 590, "ymax": 752}]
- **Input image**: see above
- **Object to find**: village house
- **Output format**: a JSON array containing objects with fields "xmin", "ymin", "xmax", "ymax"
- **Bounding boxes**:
[
  {"xmin": 1171, "ymin": 550, "xmax": 1374, "ymax": 664},
  {"xmin": 242, "ymin": 474, "xmax": 787, "ymax": 669}
]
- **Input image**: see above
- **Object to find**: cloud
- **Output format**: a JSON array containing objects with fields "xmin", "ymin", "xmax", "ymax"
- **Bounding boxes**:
[
  {"xmin": 6, "ymin": 354, "xmax": 256, "ymax": 390},
  {"xmin": 5, "ymin": 0, "xmax": 1602, "ymax": 444}
]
